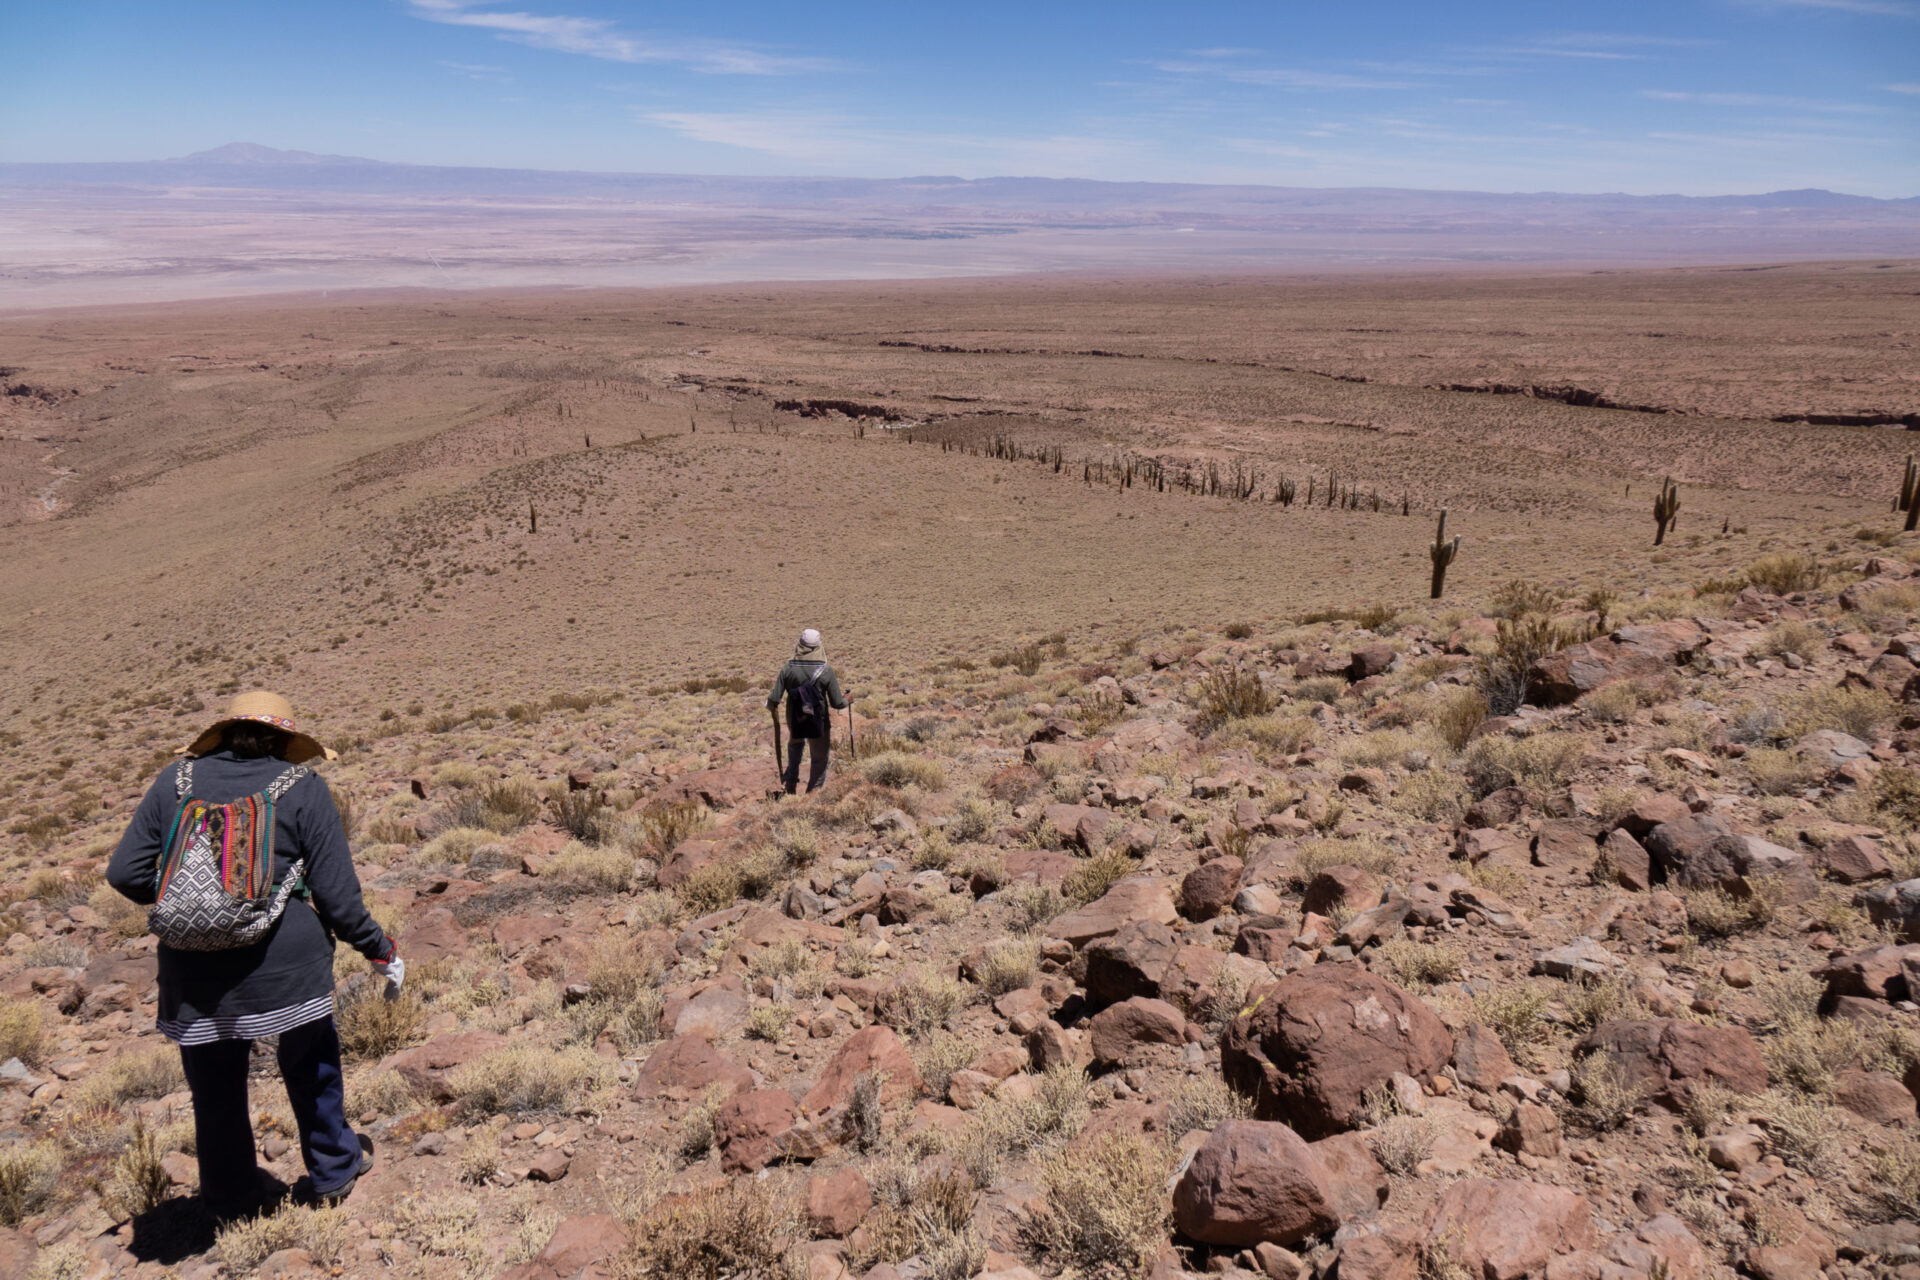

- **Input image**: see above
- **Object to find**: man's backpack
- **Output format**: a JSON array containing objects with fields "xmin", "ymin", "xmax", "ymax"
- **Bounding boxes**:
[
  {"xmin": 787, "ymin": 662, "xmax": 831, "ymax": 734},
  {"xmin": 148, "ymin": 759, "xmax": 309, "ymax": 951}
]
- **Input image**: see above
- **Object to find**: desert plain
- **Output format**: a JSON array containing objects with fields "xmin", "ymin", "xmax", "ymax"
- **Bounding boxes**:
[{"xmin": 1, "ymin": 259, "xmax": 1919, "ymax": 1280}]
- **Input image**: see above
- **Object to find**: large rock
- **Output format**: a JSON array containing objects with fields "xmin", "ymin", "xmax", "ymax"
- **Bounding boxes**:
[
  {"xmin": 1452, "ymin": 1023, "xmax": 1519, "ymax": 1093},
  {"xmin": 1601, "ymin": 829, "xmax": 1651, "ymax": 892},
  {"xmin": 1181, "ymin": 857, "xmax": 1245, "ymax": 921},
  {"xmin": 633, "ymin": 1035, "xmax": 755, "ymax": 1101},
  {"xmin": 806, "ymin": 1168, "xmax": 871, "ymax": 1237},
  {"xmin": 715, "ymin": 1088, "xmax": 797, "ymax": 1173},
  {"xmin": 1533, "ymin": 821, "xmax": 1598, "ymax": 870},
  {"xmin": 1042, "ymin": 804, "xmax": 1113, "ymax": 851},
  {"xmin": 498, "ymin": 1214, "xmax": 629, "ymax": 1280},
  {"xmin": 1527, "ymin": 622, "xmax": 1705, "ymax": 707},
  {"xmin": 1814, "ymin": 944, "xmax": 1920, "ymax": 1003},
  {"xmin": 1302, "ymin": 866, "xmax": 1381, "ymax": 917},
  {"xmin": 802, "ymin": 1025, "xmax": 924, "ymax": 1114},
  {"xmin": 1084, "ymin": 920, "xmax": 1180, "ymax": 1008},
  {"xmin": 1575, "ymin": 1019, "xmax": 1767, "ymax": 1108},
  {"xmin": 1818, "ymin": 834, "xmax": 1892, "ymax": 884},
  {"xmin": 1047, "ymin": 877, "xmax": 1178, "ymax": 946},
  {"xmin": 1222, "ymin": 965, "xmax": 1453, "ymax": 1139},
  {"xmin": 1171, "ymin": 1119, "xmax": 1342, "ymax": 1248},
  {"xmin": 1863, "ymin": 879, "xmax": 1920, "ymax": 942},
  {"xmin": 1618, "ymin": 794, "xmax": 1690, "ymax": 840},
  {"xmin": 654, "ymin": 758, "xmax": 774, "ymax": 809},
  {"xmin": 1089, "ymin": 997, "xmax": 1187, "ymax": 1066},
  {"xmin": 1309, "ymin": 1131, "xmax": 1390, "ymax": 1219},
  {"xmin": 1641, "ymin": 815, "xmax": 1730, "ymax": 887},
  {"xmin": 1424, "ymin": 1179, "xmax": 1594, "ymax": 1280}
]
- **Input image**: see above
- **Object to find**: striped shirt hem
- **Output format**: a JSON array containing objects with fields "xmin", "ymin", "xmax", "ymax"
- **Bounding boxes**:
[{"xmin": 159, "ymin": 994, "xmax": 334, "ymax": 1046}]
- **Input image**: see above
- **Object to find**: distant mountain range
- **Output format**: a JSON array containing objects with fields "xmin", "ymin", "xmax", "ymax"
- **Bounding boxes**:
[{"xmin": 3, "ymin": 142, "xmax": 1912, "ymax": 213}]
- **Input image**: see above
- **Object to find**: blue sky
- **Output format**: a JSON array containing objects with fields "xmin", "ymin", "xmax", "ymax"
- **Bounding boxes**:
[{"xmin": 3, "ymin": 1, "xmax": 1916, "ymax": 195}]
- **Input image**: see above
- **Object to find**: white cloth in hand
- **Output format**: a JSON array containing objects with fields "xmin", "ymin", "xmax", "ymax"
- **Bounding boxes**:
[{"xmin": 373, "ymin": 956, "xmax": 405, "ymax": 998}]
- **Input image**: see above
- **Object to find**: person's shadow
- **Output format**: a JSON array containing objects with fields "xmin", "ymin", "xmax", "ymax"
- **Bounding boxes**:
[{"xmin": 126, "ymin": 1174, "xmax": 292, "ymax": 1265}]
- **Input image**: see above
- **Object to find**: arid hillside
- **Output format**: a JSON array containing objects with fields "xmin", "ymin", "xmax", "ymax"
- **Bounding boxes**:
[{"xmin": 0, "ymin": 264, "xmax": 1918, "ymax": 1280}]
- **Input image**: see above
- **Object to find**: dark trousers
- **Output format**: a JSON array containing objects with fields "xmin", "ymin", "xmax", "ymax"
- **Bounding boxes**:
[
  {"xmin": 783, "ymin": 734, "xmax": 831, "ymax": 794},
  {"xmin": 178, "ymin": 1016, "xmax": 359, "ymax": 1209}
]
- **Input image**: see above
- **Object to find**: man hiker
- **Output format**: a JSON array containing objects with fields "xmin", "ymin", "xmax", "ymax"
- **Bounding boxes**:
[{"xmin": 767, "ymin": 628, "xmax": 849, "ymax": 794}]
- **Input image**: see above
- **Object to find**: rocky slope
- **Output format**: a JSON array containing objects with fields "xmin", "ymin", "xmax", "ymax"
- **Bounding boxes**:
[{"xmin": 4, "ymin": 550, "xmax": 1920, "ymax": 1280}]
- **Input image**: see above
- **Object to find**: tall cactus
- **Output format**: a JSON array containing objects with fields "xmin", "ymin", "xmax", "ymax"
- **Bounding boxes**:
[
  {"xmin": 528, "ymin": 501, "xmax": 537, "ymax": 535},
  {"xmin": 1653, "ymin": 477, "xmax": 1680, "ymax": 546},
  {"xmin": 1901, "ymin": 454, "xmax": 1919, "ymax": 533},
  {"xmin": 1429, "ymin": 509, "xmax": 1462, "ymax": 599}
]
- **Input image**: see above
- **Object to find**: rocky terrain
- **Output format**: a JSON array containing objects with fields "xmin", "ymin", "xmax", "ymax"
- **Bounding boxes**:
[{"xmin": 5, "ymin": 538, "xmax": 1920, "ymax": 1280}]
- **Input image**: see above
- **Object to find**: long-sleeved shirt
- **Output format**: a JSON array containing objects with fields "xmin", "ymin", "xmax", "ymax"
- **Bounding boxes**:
[
  {"xmin": 108, "ymin": 749, "xmax": 393, "ymax": 1034},
  {"xmin": 766, "ymin": 656, "xmax": 848, "ymax": 735}
]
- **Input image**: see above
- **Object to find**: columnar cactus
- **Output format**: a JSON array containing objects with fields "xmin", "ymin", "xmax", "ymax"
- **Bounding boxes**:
[
  {"xmin": 1430, "ymin": 509, "xmax": 1462, "ymax": 599},
  {"xmin": 1653, "ymin": 477, "xmax": 1680, "ymax": 546},
  {"xmin": 1901, "ymin": 454, "xmax": 1919, "ymax": 533}
]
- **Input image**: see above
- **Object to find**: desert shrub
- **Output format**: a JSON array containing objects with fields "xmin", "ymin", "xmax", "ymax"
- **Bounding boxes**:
[
  {"xmin": 954, "ymin": 1066, "xmax": 1091, "ymax": 1186},
  {"xmin": 101, "ymin": 1118, "xmax": 173, "ymax": 1219},
  {"xmin": 1760, "ymin": 972, "xmax": 1863, "ymax": 1094},
  {"xmin": 542, "ymin": 842, "xmax": 640, "ymax": 892},
  {"xmin": 1873, "ymin": 766, "xmax": 1920, "ymax": 832},
  {"xmin": 336, "ymin": 986, "xmax": 426, "ymax": 1060},
  {"xmin": 1291, "ymin": 675, "xmax": 1348, "ymax": 706},
  {"xmin": 1162, "ymin": 1075, "xmax": 1252, "ymax": 1140},
  {"xmin": 1466, "ymin": 861, "xmax": 1527, "ymax": 899},
  {"xmin": 627, "ymin": 1174, "xmax": 801, "ymax": 1279},
  {"xmin": 1356, "ymin": 602, "xmax": 1400, "ymax": 632},
  {"xmin": 1341, "ymin": 726, "xmax": 1443, "ymax": 770},
  {"xmin": 1293, "ymin": 836, "xmax": 1398, "ymax": 884},
  {"xmin": 638, "ymin": 798, "xmax": 711, "ymax": 855},
  {"xmin": 863, "ymin": 751, "xmax": 946, "ymax": 791},
  {"xmin": 443, "ymin": 1042, "xmax": 609, "ymax": 1116},
  {"xmin": 1196, "ymin": 666, "xmax": 1275, "ymax": 724},
  {"xmin": 418, "ymin": 825, "xmax": 495, "ymax": 866},
  {"xmin": 348, "ymin": 1069, "xmax": 418, "ymax": 1119},
  {"xmin": 948, "ymin": 793, "xmax": 1010, "ymax": 842},
  {"xmin": 746, "ymin": 1004, "xmax": 793, "ymax": 1043},
  {"xmin": 457, "ymin": 1125, "xmax": 503, "ymax": 1185},
  {"xmin": 849, "ymin": 1166, "xmax": 982, "ymax": 1280},
  {"xmin": 71, "ymin": 1047, "xmax": 184, "ymax": 1117},
  {"xmin": 1025, "ymin": 1132, "xmax": 1176, "ymax": 1280},
  {"xmin": 217, "ymin": 1204, "xmax": 351, "ymax": 1271},
  {"xmin": 1872, "ymin": 1133, "xmax": 1920, "ymax": 1221},
  {"xmin": 915, "ymin": 1032, "xmax": 975, "ymax": 1101},
  {"xmin": 86, "ymin": 883, "xmax": 149, "ymax": 941},
  {"xmin": 1758, "ymin": 620, "xmax": 1825, "ymax": 662},
  {"xmin": 1477, "ymin": 615, "xmax": 1581, "ymax": 716},
  {"xmin": 1420, "ymin": 687, "xmax": 1489, "ymax": 751},
  {"xmin": 913, "ymin": 828, "xmax": 954, "ymax": 872},
  {"xmin": 1377, "ymin": 937, "xmax": 1465, "ymax": 990},
  {"xmin": 676, "ymin": 858, "xmax": 744, "ymax": 915},
  {"xmin": 0, "ymin": 1003, "xmax": 48, "ymax": 1067},
  {"xmin": 836, "ymin": 936, "xmax": 876, "ymax": 978},
  {"xmin": 1563, "ymin": 974, "xmax": 1648, "ymax": 1033},
  {"xmin": 1472, "ymin": 984, "xmax": 1554, "ymax": 1063},
  {"xmin": 1571, "ymin": 1050, "xmax": 1646, "ymax": 1132},
  {"xmin": 1003, "ymin": 882, "xmax": 1065, "ymax": 933},
  {"xmin": 677, "ymin": 1083, "xmax": 728, "ymax": 1160},
  {"xmin": 1461, "ymin": 731, "xmax": 1585, "ymax": 799},
  {"xmin": 0, "ymin": 1140, "xmax": 62, "ymax": 1227},
  {"xmin": 565, "ymin": 938, "xmax": 664, "ymax": 1052},
  {"xmin": 772, "ymin": 818, "xmax": 821, "ymax": 867},
  {"xmin": 1075, "ymin": 688, "xmax": 1126, "ymax": 735},
  {"xmin": 1369, "ymin": 1112, "xmax": 1438, "ymax": 1177},
  {"xmin": 880, "ymin": 967, "xmax": 969, "ymax": 1039},
  {"xmin": 1760, "ymin": 1088, "xmax": 1847, "ymax": 1179},
  {"xmin": 1744, "ymin": 748, "xmax": 1821, "ymax": 796},
  {"xmin": 552, "ymin": 790, "xmax": 607, "ymax": 843},
  {"xmin": 1391, "ymin": 768, "xmax": 1469, "ymax": 823},
  {"xmin": 1062, "ymin": 849, "xmax": 1139, "ymax": 906},
  {"xmin": 733, "ymin": 845, "xmax": 788, "ymax": 900},
  {"xmin": 1746, "ymin": 552, "xmax": 1827, "ymax": 596},
  {"xmin": 1683, "ymin": 880, "xmax": 1788, "ymax": 940},
  {"xmin": 977, "ymin": 937, "xmax": 1039, "ymax": 996},
  {"xmin": 1581, "ymin": 681, "xmax": 1643, "ymax": 725},
  {"xmin": 1490, "ymin": 580, "xmax": 1563, "ymax": 620},
  {"xmin": 1241, "ymin": 714, "xmax": 1317, "ymax": 757},
  {"xmin": 991, "ymin": 643, "xmax": 1045, "ymax": 676},
  {"xmin": 1783, "ymin": 685, "xmax": 1895, "ymax": 740}
]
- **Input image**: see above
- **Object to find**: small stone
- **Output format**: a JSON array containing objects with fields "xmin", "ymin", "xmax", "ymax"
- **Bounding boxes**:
[{"xmin": 526, "ymin": 1150, "xmax": 570, "ymax": 1182}]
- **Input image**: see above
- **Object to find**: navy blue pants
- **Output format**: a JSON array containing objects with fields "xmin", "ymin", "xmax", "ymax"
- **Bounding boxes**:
[
  {"xmin": 783, "ymin": 734, "xmax": 830, "ymax": 794},
  {"xmin": 178, "ymin": 1016, "xmax": 359, "ymax": 1210}
]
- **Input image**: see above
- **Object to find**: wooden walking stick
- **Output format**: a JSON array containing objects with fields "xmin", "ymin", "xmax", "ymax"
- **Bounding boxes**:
[
  {"xmin": 770, "ymin": 708, "xmax": 784, "ymax": 787},
  {"xmin": 847, "ymin": 704, "xmax": 858, "ymax": 762}
]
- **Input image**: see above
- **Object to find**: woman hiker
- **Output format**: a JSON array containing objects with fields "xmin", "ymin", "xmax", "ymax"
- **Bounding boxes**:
[
  {"xmin": 107, "ymin": 691, "xmax": 400, "ymax": 1219},
  {"xmin": 766, "ymin": 627, "xmax": 849, "ymax": 794}
]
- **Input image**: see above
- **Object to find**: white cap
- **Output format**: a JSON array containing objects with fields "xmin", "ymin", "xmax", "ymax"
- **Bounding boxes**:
[{"xmin": 800, "ymin": 628, "xmax": 822, "ymax": 648}]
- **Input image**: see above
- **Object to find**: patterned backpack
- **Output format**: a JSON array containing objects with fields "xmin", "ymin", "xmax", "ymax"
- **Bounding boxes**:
[{"xmin": 149, "ymin": 759, "xmax": 310, "ymax": 951}]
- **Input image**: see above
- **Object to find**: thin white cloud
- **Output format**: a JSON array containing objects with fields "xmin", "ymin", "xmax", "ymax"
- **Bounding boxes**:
[
  {"xmin": 1887, "ymin": 82, "xmax": 1920, "ymax": 93},
  {"xmin": 1154, "ymin": 60, "xmax": 1417, "ymax": 90},
  {"xmin": 1737, "ymin": 0, "xmax": 1918, "ymax": 15},
  {"xmin": 405, "ymin": 0, "xmax": 830, "ymax": 74},
  {"xmin": 643, "ymin": 110, "xmax": 1139, "ymax": 174},
  {"xmin": 1639, "ymin": 89, "xmax": 1881, "ymax": 112},
  {"xmin": 439, "ymin": 59, "xmax": 510, "ymax": 81}
]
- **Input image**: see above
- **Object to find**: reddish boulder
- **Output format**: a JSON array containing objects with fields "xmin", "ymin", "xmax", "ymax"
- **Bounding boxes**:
[
  {"xmin": 1820, "ymin": 835, "xmax": 1893, "ymax": 884},
  {"xmin": 1222, "ymin": 965, "xmax": 1453, "ymax": 1139},
  {"xmin": 1618, "ymin": 794, "xmax": 1690, "ymax": 840},
  {"xmin": 803, "ymin": 1025, "xmax": 924, "ymax": 1114},
  {"xmin": 715, "ymin": 1088, "xmax": 797, "ymax": 1173},
  {"xmin": 1601, "ymin": 829, "xmax": 1651, "ymax": 892},
  {"xmin": 806, "ymin": 1168, "xmax": 872, "ymax": 1237},
  {"xmin": 498, "ymin": 1214, "xmax": 629, "ymax": 1280},
  {"xmin": 1088, "ymin": 997, "xmax": 1187, "ymax": 1066},
  {"xmin": 633, "ymin": 1035, "xmax": 754, "ymax": 1102},
  {"xmin": 1814, "ymin": 944, "xmax": 1920, "ymax": 1003},
  {"xmin": 383, "ymin": 1031, "xmax": 507, "ymax": 1102},
  {"xmin": 1831, "ymin": 1068, "xmax": 1918, "ymax": 1126},
  {"xmin": 1424, "ymin": 1179, "xmax": 1594, "ymax": 1280},
  {"xmin": 1575, "ymin": 1019, "xmax": 1767, "ymax": 1108},
  {"xmin": 1171, "ymin": 1119, "xmax": 1342, "ymax": 1248},
  {"xmin": 1308, "ymin": 1130, "xmax": 1390, "ymax": 1219},
  {"xmin": 1181, "ymin": 857, "xmax": 1245, "ymax": 921},
  {"xmin": 1084, "ymin": 920, "xmax": 1179, "ymax": 1008},
  {"xmin": 1047, "ymin": 877, "xmax": 1178, "ymax": 946},
  {"xmin": 1302, "ymin": 866, "xmax": 1381, "ymax": 918},
  {"xmin": 1533, "ymin": 821, "xmax": 1598, "ymax": 870},
  {"xmin": 654, "ymin": 758, "xmax": 773, "ymax": 809},
  {"xmin": 1452, "ymin": 1023, "xmax": 1519, "ymax": 1093}
]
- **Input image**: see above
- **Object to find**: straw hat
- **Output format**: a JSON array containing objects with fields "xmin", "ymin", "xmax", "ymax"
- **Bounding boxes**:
[{"xmin": 182, "ymin": 691, "xmax": 335, "ymax": 764}]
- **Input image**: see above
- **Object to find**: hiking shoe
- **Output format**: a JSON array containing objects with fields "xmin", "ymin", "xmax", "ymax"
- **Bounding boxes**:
[{"xmin": 314, "ymin": 1134, "xmax": 374, "ymax": 1206}]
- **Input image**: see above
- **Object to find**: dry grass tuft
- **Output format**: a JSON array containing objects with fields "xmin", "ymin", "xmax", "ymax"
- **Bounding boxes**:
[
  {"xmin": 1162, "ymin": 1075, "xmax": 1253, "ymax": 1140},
  {"xmin": 71, "ymin": 1047, "xmax": 184, "ymax": 1118},
  {"xmin": 624, "ymin": 1173, "xmax": 800, "ymax": 1280},
  {"xmin": 1293, "ymin": 836, "xmax": 1399, "ymax": 884},
  {"xmin": 1025, "ymin": 1132, "xmax": 1176, "ymax": 1280},
  {"xmin": 1461, "ymin": 732, "xmax": 1586, "ymax": 799},
  {"xmin": 1571, "ymin": 1049, "xmax": 1646, "ymax": 1132},
  {"xmin": 862, "ymin": 751, "xmax": 947, "ymax": 791},
  {"xmin": 1377, "ymin": 937, "xmax": 1466, "ymax": 990},
  {"xmin": 1472, "ymin": 984, "xmax": 1554, "ymax": 1064},
  {"xmin": 336, "ymin": 986, "xmax": 426, "ymax": 1060},
  {"xmin": 444, "ymin": 1041, "xmax": 609, "ymax": 1116},
  {"xmin": 216, "ymin": 1204, "xmax": 351, "ymax": 1272},
  {"xmin": 1061, "ymin": 849, "xmax": 1140, "ymax": 906},
  {"xmin": 977, "ymin": 936, "xmax": 1040, "ymax": 995},
  {"xmin": 0, "ymin": 1003, "xmax": 49, "ymax": 1067},
  {"xmin": 0, "ymin": 1140, "xmax": 62, "ymax": 1227}
]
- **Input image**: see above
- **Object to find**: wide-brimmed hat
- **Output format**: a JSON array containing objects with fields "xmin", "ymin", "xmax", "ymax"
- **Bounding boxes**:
[{"xmin": 181, "ymin": 691, "xmax": 335, "ymax": 764}]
